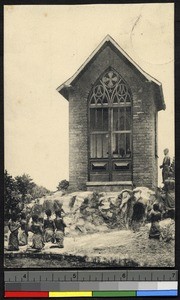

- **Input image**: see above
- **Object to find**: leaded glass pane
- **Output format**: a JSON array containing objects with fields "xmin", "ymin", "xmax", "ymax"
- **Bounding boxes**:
[
  {"xmin": 96, "ymin": 109, "xmax": 103, "ymax": 130},
  {"xmin": 90, "ymin": 135, "xmax": 96, "ymax": 158},
  {"xmin": 118, "ymin": 133, "xmax": 126, "ymax": 158},
  {"xmin": 113, "ymin": 108, "xmax": 118, "ymax": 131},
  {"xmin": 126, "ymin": 107, "xmax": 131, "ymax": 130},
  {"xmin": 97, "ymin": 134, "xmax": 102, "ymax": 158},
  {"xmin": 90, "ymin": 109, "xmax": 95, "ymax": 130},
  {"xmin": 103, "ymin": 97, "xmax": 108, "ymax": 104},
  {"xmin": 97, "ymin": 98, "xmax": 102, "ymax": 105},
  {"xmin": 90, "ymin": 108, "xmax": 108, "ymax": 131},
  {"xmin": 113, "ymin": 95, "xmax": 118, "ymax": 104},
  {"xmin": 119, "ymin": 108, "xmax": 125, "ymax": 130},
  {"xmin": 126, "ymin": 133, "xmax": 131, "ymax": 157},
  {"xmin": 112, "ymin": 133, "xmax": 131, "ymax": 158},
  {"xmin": 112, "ymin": 133, "xmax": 118, "ymax": 157},
  {"xmin": 90, "ymin": 134, "xmax": 109, "ymax": 158},
  {"xmin": 102, "ymin": 134, "xmax": 109, "ymax": 158},
  {"xmin": 126, "ymin": 93, "xmax": 131, "ymax": 103},
  {"xmin": 102, "ymin": 108, "xmax": 108, "ymax": 131},
  {"xmin": 90, "ymin": 96, "xmax": 95, "ymax": 104}
]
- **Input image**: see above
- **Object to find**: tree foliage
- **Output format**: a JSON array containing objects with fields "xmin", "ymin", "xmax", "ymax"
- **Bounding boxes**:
[
  {"xmin": 31, "ymin": 185, "xmax": 51, "ymax": 199},
  {"xmin": 15, "ymin": 174, "xmax": 35, "ymax": 203},
  {"xmin": 57, "ymin": 179, "xmax": 69, "ymax": 191},
  {"xmin": 4, "ymin": 170, "xmax": 22, "ymax": 219},
  {"xmin": 4, "ymin": 170, "xmax": 51, "ymax": 219}
]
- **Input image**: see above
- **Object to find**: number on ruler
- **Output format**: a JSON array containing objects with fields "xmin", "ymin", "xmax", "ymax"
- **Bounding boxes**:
[{"xmin": 73, "ymin": 273, "xmax": 76, "ymax": 279}]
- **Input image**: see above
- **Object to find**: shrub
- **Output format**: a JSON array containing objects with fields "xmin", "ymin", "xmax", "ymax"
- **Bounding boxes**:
[{"xmin": 57, "ymin": 179, "xmax": 69, "ymax": 191}]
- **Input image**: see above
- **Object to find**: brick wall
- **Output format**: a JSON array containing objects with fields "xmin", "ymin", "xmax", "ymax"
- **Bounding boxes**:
[
  {"xmin": 68, "ymin": 44, "xmax": 158, "ymax": 191},
  {"xmin": 132, "ymin": 83, "xmax": 157, "ymax": 189},
  {"xmin": 69, "ymin": 88, "xmax": 88, "ymax": 191}
]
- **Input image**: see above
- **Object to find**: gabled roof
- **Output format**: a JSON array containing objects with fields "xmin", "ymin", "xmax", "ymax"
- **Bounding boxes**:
[{"xmin": 57, "ymin": 35, "xmax": 165, "ymax": 111}]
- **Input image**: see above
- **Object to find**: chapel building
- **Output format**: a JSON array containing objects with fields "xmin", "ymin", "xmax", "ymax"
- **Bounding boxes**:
[{"xmin": 57, "ymin": 35, "xmax": 165, "ymax": 192}]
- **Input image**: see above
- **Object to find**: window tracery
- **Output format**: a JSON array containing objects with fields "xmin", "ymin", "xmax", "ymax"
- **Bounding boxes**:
[{"xmin": 89, "ymin": 69, "xmax": 131, "ymax": 106}]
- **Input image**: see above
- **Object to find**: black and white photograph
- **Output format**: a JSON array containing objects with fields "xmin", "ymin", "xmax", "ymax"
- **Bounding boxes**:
[{"xmin": 4, "ymin": 3, "xmax": 175, "ymax": 268}]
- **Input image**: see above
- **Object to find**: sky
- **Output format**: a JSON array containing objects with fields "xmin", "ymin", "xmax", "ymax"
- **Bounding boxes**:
[{"xmin": 4, "ymin": 4, "xmax": 174, "ymax": 191}]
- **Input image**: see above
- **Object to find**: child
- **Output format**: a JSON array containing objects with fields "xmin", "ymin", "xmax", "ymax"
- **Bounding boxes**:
[
  {"xmin": 54, "ymin": 210, "xmax": 66, "ymax": 248},
  {"xmin": 19, "ymin": 212, "xmax": 28, "ymax": 246},
  {"xmin": 31, "ymin": 215, "xmax": 44, "ymax": 250},
  {"xmin": 8, "ymin": 212, "xmax": 21, "ymax": 251},
  {"xmin": 149, "ymin": 203, "xmax": 161, "ymax": 240},
  {"xmin": 43, "ymin": 209, "xmax": 55, "ymax": 243}
]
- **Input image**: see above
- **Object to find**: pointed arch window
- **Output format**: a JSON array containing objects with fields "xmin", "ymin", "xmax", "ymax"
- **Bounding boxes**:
[{"xmin": 89, "ymin": 68, "xmax": 132, "ymax": 162}]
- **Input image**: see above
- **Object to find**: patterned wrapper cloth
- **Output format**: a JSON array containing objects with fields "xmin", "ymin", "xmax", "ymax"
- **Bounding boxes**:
[{"xmin": 55, "ymin": 230, "xmax": 64, "ymax": 247}]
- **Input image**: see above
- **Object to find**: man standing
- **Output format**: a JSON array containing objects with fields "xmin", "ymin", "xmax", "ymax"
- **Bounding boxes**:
[{"xmin": 160, "ymin": 148, "xmax": 171, "ymax": 183}]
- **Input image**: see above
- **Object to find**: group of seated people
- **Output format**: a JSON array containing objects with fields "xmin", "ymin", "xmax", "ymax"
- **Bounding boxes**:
[{"xmin": 7, "ymin": 209, "xmax": 66, "ymax": 251}]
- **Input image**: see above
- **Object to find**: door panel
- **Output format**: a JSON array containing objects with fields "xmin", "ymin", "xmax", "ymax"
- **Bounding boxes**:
[
  {"xmin": 89, "ymin": 107, "xmax": 132, "ymax": 182},
  {"xmin": 112, "ymin": 173, "xmax": 131, "ymax": 181},
  {"xmin": 90, "ymin": 173, "xmax": 110, "ymax": 182}
]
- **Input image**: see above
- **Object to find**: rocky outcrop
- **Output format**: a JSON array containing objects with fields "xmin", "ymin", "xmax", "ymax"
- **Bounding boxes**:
[{"xmin": 25, "ymin": 187, "xmax": 161, "ymax": 236}]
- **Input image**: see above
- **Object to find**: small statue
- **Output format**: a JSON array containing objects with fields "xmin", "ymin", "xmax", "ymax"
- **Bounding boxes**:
[{"xmin": 160, "ymin": 148, "xmax": 171, "ymax": 183}]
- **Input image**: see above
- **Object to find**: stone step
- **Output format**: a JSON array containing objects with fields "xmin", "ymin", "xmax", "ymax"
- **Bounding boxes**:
[{"xmin": 86, "ymin": 181, "xmax": 133, "ymax": 192}]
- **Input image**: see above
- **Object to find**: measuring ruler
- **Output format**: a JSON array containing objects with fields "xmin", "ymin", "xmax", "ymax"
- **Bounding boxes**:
[{"xmin": 5, "ymin": 270, "xmax": 178, "ymax": 297}]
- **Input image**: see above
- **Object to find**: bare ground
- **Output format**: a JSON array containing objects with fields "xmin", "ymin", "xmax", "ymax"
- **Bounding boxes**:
[{"xmin": 4, "ymin": 219, "xmax": 174, "ymax": 268}]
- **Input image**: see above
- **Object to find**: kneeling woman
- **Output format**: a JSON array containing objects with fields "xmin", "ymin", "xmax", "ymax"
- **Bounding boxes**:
[
  {"xmin": 44, "ymin": 209, "xmax": 55, "ymax": 243},
  {"xmin": 31, "ymin": 215, "xmax": 44, "ymax": 250},
  {"xmin": 54, "ymin": 210, "xmax": 66, "ymax": 248},
  {"xmin": 19, "ymin": 212, "xmax": 28, "ymax": 246},
  {"xmin": 149, "ymin": 203, "xmax": 161, "ymax": 240}
]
